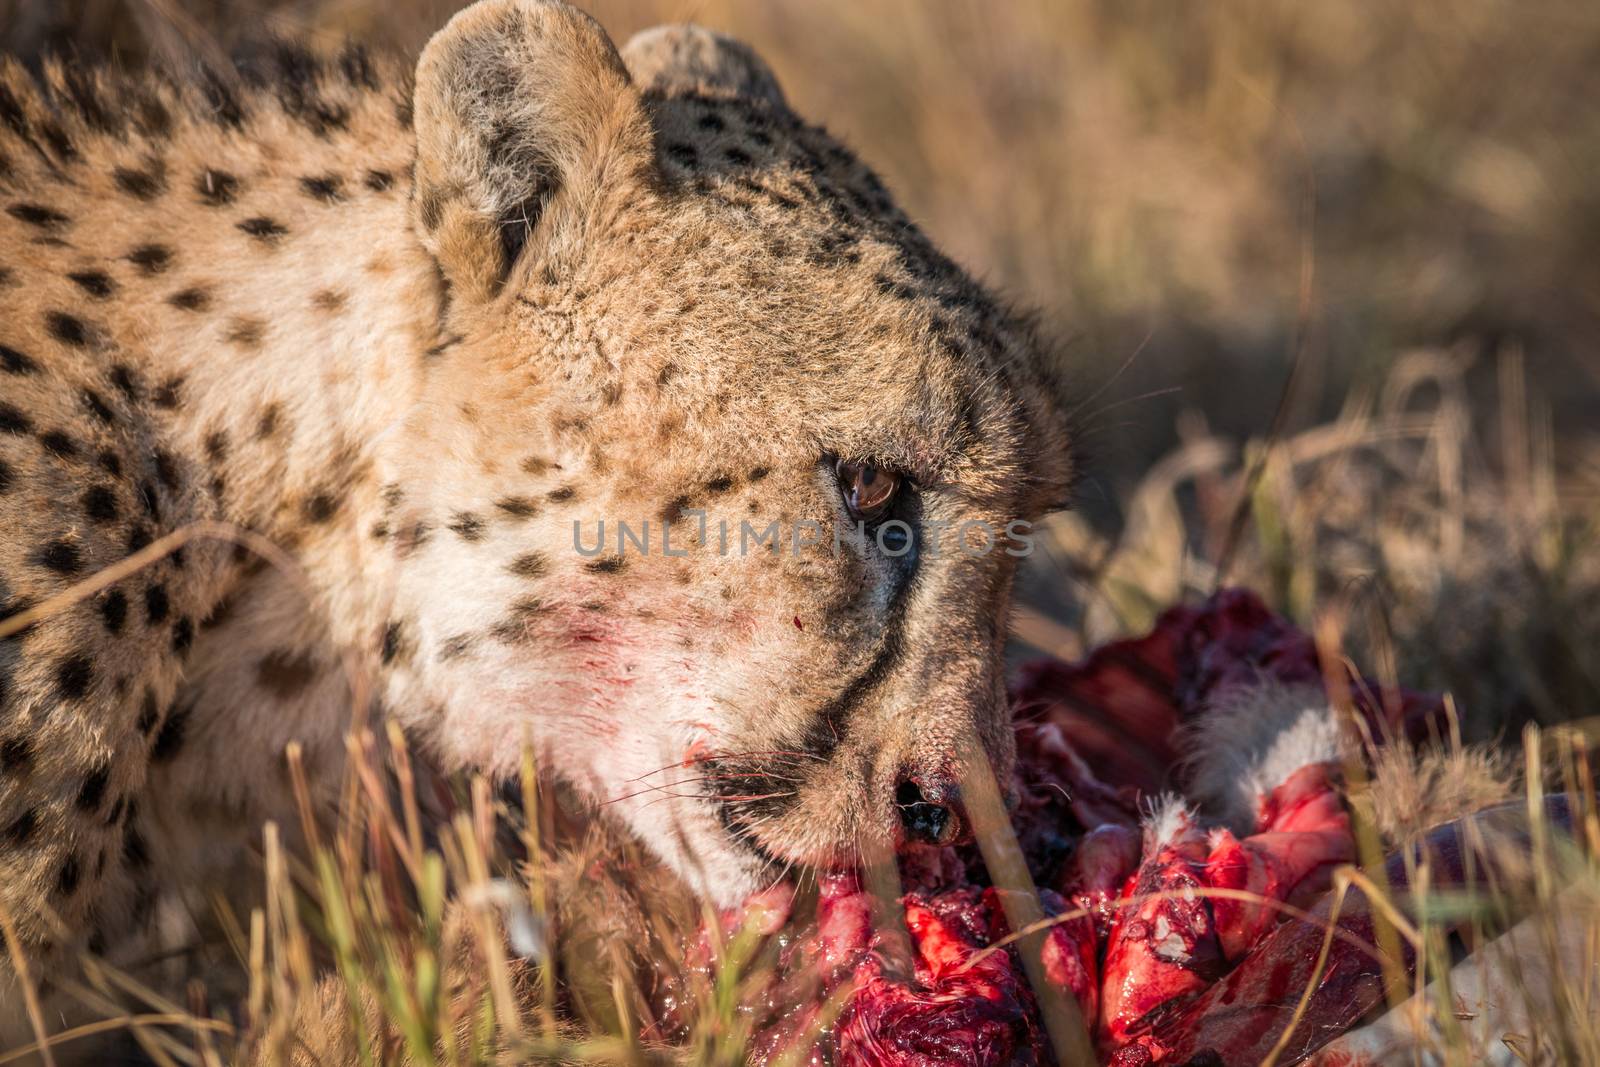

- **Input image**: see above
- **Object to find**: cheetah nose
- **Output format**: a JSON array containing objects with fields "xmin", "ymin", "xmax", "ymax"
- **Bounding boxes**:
[{"xmin": 895, "ymin": 777, "xmax": 967, "ymax": 847}]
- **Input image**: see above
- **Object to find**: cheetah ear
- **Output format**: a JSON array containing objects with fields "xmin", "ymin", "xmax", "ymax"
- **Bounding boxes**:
[
  {"xmin": 412, "ymin": 0, "xmax": 655, "ymax": 304},
  {"xmin": 620, "ymin": 24, "xmax": 787, "ymax": 108}
]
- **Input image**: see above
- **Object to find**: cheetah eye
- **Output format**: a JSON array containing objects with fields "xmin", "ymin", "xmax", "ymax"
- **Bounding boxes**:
[{"xmin": 835, "ymin": 459, "xmax": 901, "ymax": 521}]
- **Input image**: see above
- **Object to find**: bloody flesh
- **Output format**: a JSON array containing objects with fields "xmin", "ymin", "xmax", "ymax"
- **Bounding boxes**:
[{"xmin": 669, "ymin": 590, "xmax": 1560, "ymax": 1067}]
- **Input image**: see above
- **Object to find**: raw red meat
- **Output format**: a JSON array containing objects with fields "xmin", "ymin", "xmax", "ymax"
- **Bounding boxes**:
[
  {"xmin": 1098, "ymin": 803, "xmax": 1223, "ymax": 1046},
  {"xmin": 664, "ymin": 590, "xmax": 1536, "ymax": 1067}
]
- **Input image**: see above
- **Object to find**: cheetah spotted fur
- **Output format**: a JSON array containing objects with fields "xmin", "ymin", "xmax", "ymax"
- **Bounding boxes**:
[{"xmin": 0, "ymin": 0, "xmax": 1075, "ymax": 1040}]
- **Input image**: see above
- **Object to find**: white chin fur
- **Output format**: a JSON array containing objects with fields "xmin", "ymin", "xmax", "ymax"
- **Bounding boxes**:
[
  {"xmin": 607, "ymin": 788, "xmax": 770, "ymax": 908},
  {"xmin": 1179, "ymin": 680, "xmax": 1348, "ymax": 832}
]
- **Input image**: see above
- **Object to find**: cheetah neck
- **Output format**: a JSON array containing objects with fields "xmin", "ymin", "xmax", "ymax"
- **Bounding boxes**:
[
  {"xmin": 170, "ymin": 192, "xmax": 446, "ymax": 658},
  {"xmin": 86, "ymin": 130, "xmax": 449, "ymax": 659}
]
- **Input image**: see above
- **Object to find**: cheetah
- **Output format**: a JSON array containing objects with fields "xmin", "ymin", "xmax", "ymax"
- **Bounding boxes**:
[{"xmin": 0, "ymin": 0, "xmax": 1074, "ymax": 1040}]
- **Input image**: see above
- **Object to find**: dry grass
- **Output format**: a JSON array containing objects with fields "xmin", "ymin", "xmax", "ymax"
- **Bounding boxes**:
[
  {"xmin": 2, "ymin": 0, "xmax": 1599, "ymax": 1063},
  {"xmin": 4, "ymin": 350, "xmax": 1593, "ymax": 1065}
]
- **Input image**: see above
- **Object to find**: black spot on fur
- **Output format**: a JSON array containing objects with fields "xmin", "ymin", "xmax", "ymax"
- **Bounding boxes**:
[
  {"xmin": 0, "ymin": 404, "xmax": 31, "ymax": 434},
  {"xmin": 300, "ymin": 174, "xmax": 343, "ymax": 202},
  {"xmin": 0, "ymin": 86, "xmax": 26, "ymax": 137},
  {"xmin": 144, "ymin": 583, "xmax": 170, "ymax": 624},
  {"xmin": 203, "ymin": 431, "xmax": 227, "ymax": 462},
  {"xmin": 39, "ymin": 430, "xmax": 77, "ymax": 458},
  {"xmin": 47, "ymin": 312, "xmax": 90, "ymax": 346},
  {"xmin": 196, "ymin": 168, "xmax": 239, "ymax": 206},
  {"xmin": 97, "ymin": 450, "xmax": 122, "ymax": 478},
  {"xmin": 873, "ymin": 272, "xmax": 917, "ymax": 301},
  {"xmin": 126, "ymin": 244, "xmax": 173, "ymax": 274},
  {"xmin": 395, "ymin": 522, "xmax": 430, "ymax": 556},
  {"xmin": 2, "ymin": 810, "xmax": 36, "ymax": 845},
  {"xmin": 0, "ymin": 736, "xmax": 33, "ymax": 774},
  {"xmin": 113, "ymin": 164, "xmax": 166, "ymax": 200},
  {"xmin": 137, "ymin": 689, "xmax": 160, "ymax": 735},
  {"xmin": 697, "ymin": 113, "xmax": 726, "ymax": 132},
  {"xmin": 55, "ymin": 655, "xmax": 93, "ymax": 700},
  {"xmin": 138, "ymin": 480, "xmax": 161, "ymax": 522},
  {"xmin": 303, "ymin": 492, "xmax": 337, "ymax": 523},
  {"xmin": 110, "ymin": 364, "xmax": 139, "ymax": 399},
  {"xmin": 438, "ymin": 633, "xmax": 474, "ymax": 661},
  {"xmin": 749, "ymin": 467, "xmax": 770, "ymax": 481},
  {"xmin": 99, "ymin": 588, "xmax": 127, "ymax": 634},
  {"xmin": 201, "ymin": 594, "xmax": 235, "ymax": 631},
  {"xmin": 0, "ymin": 345, "xmax": 38, "ymax": 374},
  {"xmin": 246, "ymin": 41, "xmax": 350, "ymax": 135},
  {"xmin": 197, "ymin": 67, "xmax": 246, "ymax": 128},
  {"xmin": 150, "ymin": 705, "xmax": 188, "ymax": 761},
  {"xmin": 311, "ymin": 288, "xmax": 345, "ymax": 312},
  {"xmin": 238, "ymin": 216, "xmax": 288, "ymax": 242},
  {"xmin": 83, "ymin": 485, "xmax": 119, "ymax": 523},
  {"xmin": 508, "ymin": 552, "xmax": 547, "ymax": 579},
  {"xmin": 724, "ymin": 146, "xmax": 752, "ymax": 166},
  {"xmin": 123, "ymin": 825, "xmax": 150, "ymax": 868},
  {"xmin": 380, "ymin": 621, "xmax": 402, "ymax": 664},
  {"xmin": 423, "ymin": 335, "xmax": 462, "ymax": 359},
  {"xmin": 76, "ymin": 766, "xmax": 110, "ymax": 812},
  {"xmin": 448, "ymin": 512, "xmax": 485, "ymax": 541},
  {"xmin": 338, "ymin": 43, "xmax": 378, "ymax": 88},
  {"xmin": 586, "ymin": 557, "xmax": 626, "ymax": 575},
  {"xmin": 547, "ymin": 486, "xmax": 576, "ymax": 503},
  {"xmin": 68, "ymin": 270, "xmax": 115, "ymax": 298},
  {"xmin": 7, "ymin": 203, "xmax": 68, "ymax": 228},
  {"xmin": 171, "ymin": 616, "xmax": 193, "ymax": 654},
  {"xmin": 167, "ymin": 286, "xmax": 210, "ymax": 311},
  {"xmin": 660, "ymin": 494, "xmax": 693, "ymax": 524},
  {"xmin": 81, "ymin": 387, "xmax": 115, "ymax": 424},
  {"xmin": 225, "ymin": 316, "xmax": 265, "ymax": 348},
  {"xmin": 131, "ymin": 91, "xmax": 172, "ymax": 139},
  {"xmin": 489, "ymin": 597, "xmax": 545, "ymax": 644},
  {"xmin": 666, "ymin": 143, "xmax": 698, "ymax": 168},
  {"xmin": 41, "ymin": 121, "xmax": 75, "ymax": 161},
  {"xmin": 256, "ymin": 404, "xmax": 282, "ymax": 439},
  {"xmin": 417, "ymin": 189, "xmax": 443, "ymax": 232},
  {"xmin": 706, "ymin": 475, "xmax": 734, "ymax": 494},
  {"xmin": 126, "ymin": 524, "xmax": 151, "ymax": 555},
  {"xmin": 56, "ymin": 854, "xmax": 80, "ymax": 896},
  {"xmin": 154, "ymin": 450, "xmax": 180, "ymax": 490},
  {"xmin": 153, "ymin": 377, "xmax": 184, "ymax": 408},
  {"xmin": 494, "ymin": 497, "xmax": 539, "ymax": 518},
  {"xmin": 35, "ymin": 539, "xmax": 82, "ymax": 574},
  {"xmin": 0, "ymin": 459, "xmax": 10, "ymax": 494},
  {"xmin": 364, "ymin": 169, "xmax": 393, "ymax": 191}
]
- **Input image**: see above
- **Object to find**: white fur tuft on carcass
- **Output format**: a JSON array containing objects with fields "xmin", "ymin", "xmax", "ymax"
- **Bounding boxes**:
[{"xmin": 1179, "ymin": 680, "xmax": 1349, "ymax": 833}]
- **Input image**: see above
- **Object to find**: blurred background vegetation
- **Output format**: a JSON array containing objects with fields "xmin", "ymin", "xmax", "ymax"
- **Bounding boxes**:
[{"xmin": 4, "ymin": 0, "xmax": 1598, "ymax": 738}]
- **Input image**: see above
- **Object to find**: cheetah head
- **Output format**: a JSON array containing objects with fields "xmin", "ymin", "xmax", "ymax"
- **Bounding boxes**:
[{"xmin": 383, "ymin": 0, "xmax": 1074, "ymax": 904}]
